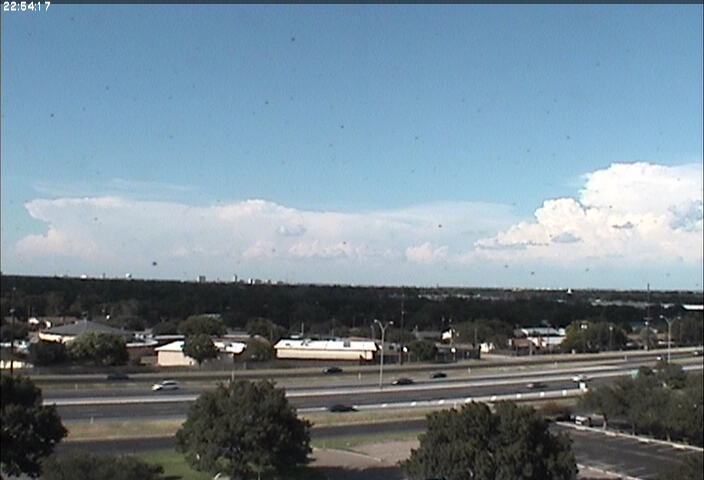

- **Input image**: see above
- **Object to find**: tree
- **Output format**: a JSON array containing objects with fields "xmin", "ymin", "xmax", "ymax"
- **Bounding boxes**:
[
  {"xmin": 245, "ymin": 317, "xmax": 287, "ymax": 343},
  {"xmin": 151, "ymin": 319, "xmax": 179, "ymax": 335},
  {"xmin": 408, "ymin": 339, "xmax": 437, "ymax": 362},
  {"xmin": 178, "ymin": 315, "xmax": 226, "ymax": 336},
  {"xmin": 561, "ymin": 321, "xmax": 627, "ymax": 353},
  {"xmin": 243, "ymin": 338, "xmax": 274, "ymax": 362},
  {"xmin": 67, "ymin": 332, "xmax": 128, "ymax": 366},
  {"xmin": 0, "ymin": 323, "xmax": 28, "ymax": 342},
  {"xmin": 1, "ymin": 375, "xmax": 67, "ymax": 478},
  {"xmin": 41, "ymin": 452, "xmax": 163, "ymax": 480},
  {"xmin": 402, "ymin": 402, "xmax": 577, "ymax": 480},
  {"xmin": 29, "ymin": 342, "xmax": 68, "ymax": 366},
  {"xmin": 655, "ymin": 360, "xmax": 687, "ymax": 389},
  {"xmin": 182, "ymin": 334, "xmax": 219, "ymax": 367},
  {"xmin": 176, "ymin": 380, "xmax": 311, "ymax": 479}
]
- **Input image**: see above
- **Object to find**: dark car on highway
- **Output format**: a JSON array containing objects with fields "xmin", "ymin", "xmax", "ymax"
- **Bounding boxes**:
[
  {"xmin": 323, "ymin": 366, "xmax": 343, "ymax": 374},
  {"xmin": 430, "ymin": 372, "xmax": 447, "ymax": 379},
  {"xmin": 392, "ymin": 378, "xmax": 414, "ymax": 385},
  {"xmin": 526, "ymin": 382, "xmax": 546, "ymax": 390},
  {"xmin": 327, "ymin": 404, "xmax": 357, "ymax": 412}
]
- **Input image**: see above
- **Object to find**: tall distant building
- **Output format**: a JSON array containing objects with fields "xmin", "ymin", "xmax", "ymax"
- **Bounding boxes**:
[{"xmin": 197, "ymin": 275, "xmax": 206, "ymax": 283}]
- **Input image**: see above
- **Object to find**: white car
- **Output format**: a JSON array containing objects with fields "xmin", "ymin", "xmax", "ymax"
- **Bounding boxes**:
[
  {"xmin": 151, "ymin": 380, "xmax": 180, "ymax": 391},
  {"xmin": 571, "ymin": 374, "xmax": 588, "ymax": 383}
]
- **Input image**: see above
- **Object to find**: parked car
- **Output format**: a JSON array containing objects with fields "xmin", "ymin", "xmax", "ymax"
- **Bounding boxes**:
[
  {"xmin": 430, "ymin": 372, "xmax": 447, "ymax": 379},
  {"xmin": 151, "ymin": 380, "xmax": 180, "ymax": 391},
  {"xmin": 106, "ymin": 372, "xmax": 129, "ymax": 381},
  {"xmin": 526, "ymin": 382, "xmax": 546, "ymax": 390},
  {"xmin": 323, "ymin": 366, "xmax": 343, "ymax": 374},
  {"xmin": 392, "ymin": 378, "xmax": 414, "ymax": 386},
  {"xmin": 327, "ymin": 404, "xmax": 357, "ymax": 412}
]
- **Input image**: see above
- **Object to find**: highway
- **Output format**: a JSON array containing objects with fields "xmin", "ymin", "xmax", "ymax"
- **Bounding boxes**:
[{"xmin": 48, "ymin": 356, "xmax": 702, "ymax": 422}]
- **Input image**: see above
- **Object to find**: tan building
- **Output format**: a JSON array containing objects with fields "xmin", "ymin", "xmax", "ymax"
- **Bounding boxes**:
[
  {"xmin": 274, "ymin": 338, "xmax": 377, "ymax": 361},
  {"xmin": 154, "ymin": 340, "xmax": 247, "ymax": 367}
]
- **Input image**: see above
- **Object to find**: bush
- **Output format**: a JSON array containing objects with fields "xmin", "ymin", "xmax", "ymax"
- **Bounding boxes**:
[{"xmin": 41, "ymin": 452, "xmax": 163, "ymax": 480}]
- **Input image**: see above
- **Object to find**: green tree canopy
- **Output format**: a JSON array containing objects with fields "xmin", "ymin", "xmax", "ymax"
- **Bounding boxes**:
[
  {"xmin": 67, "ymin": 332, "xmax": 128, "ymax": 366},
  {"xmin": 178, "ymin": 315, "xmax": 226, "ymax": 336},
  {"xmin": 29, "ymin": 341, "xmax": 68, "ymax": 366},
  {"xmin": 408, "ymin": 339, "xmax": 437, "ymax": 362},
  {"xmin": 0, "ymin": 322, "xmax": 29, "ymax": 342},
  {"xmin": 455, "ymin": 318, "xmax": 514, "ymax": 348},
  {"xmin": 670, "ymin": 315, "xmax": 704, "ymax": 346},
  {"xmin": 151, "ymin": 319, "xmax": 179, "ymax": 335},
  {"xmin": 561, "ymin": 321, "xmax": 627, "ymax": 353},
  {"xmin": 243, "ymin": 338, "xmax": 274, "ymax": 362},
  {"xmin": 245, "ymin": 317, "xmax": 287, "ymax": 343},
  {"xmin": 182, "ymin": 334, "xmax": 219, "ymax": 367},
  {"xmin": 1, "ymin": 375, "xmax": 67, "ymax": 478},
  {"xmin": 402, "ymin": 402, "xmax": 577, "ymax": 480},
  {"xmin": 176, "ymin": 380, "xmax": 311, "ymax": 479},
  {"xmin": 41, "ymin": 452, "xmax": 163, "ymax": 480},
  {"xmin": 580, "ymin": 370, "xmax": 703, "ymax": 445},
  {"xmin": 655, "ymin": 360, "xmax": 687, "ymax": 389}
]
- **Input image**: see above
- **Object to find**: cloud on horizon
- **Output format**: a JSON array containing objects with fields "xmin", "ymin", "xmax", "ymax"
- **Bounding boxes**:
[
  {"xmin": 473, "ymin": 162, "xmax": 703, "ymax": 266},
  {"xmin": 8, "ymin": 162, "xmax": 703, "ymax": 287}
]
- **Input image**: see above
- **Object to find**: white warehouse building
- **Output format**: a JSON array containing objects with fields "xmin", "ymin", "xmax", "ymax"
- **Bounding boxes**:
[{"xmin": 274, "ymin": 338, "xmax": 377, "ymax": 361}]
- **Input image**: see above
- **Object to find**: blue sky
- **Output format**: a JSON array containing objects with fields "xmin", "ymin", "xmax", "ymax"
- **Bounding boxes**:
[{"xmin": 2, "ymin": 4, "xmax": 702, "ymax": 289}]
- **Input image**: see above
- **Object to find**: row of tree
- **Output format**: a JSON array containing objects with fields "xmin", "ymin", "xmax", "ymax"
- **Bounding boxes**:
[
  {"xmin": 4, "ymin": 274, "xmax": 699, "ymax": 338},
  {"xmin": 580, "ymin": 363, "xmax": 703, "ymax": 446},
  {"xmin": 29, "ymin": 332, "xmax": 128, "ymax": 367}
]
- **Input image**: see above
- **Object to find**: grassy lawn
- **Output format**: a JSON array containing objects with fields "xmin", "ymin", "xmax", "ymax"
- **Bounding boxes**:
[
  {"xmin": 311, "ymin": 430, "xmax": 422, "ymax": 451},
  {"xmin": 135, "ymin": 450, "xmax": 210, "ymax": 480},
  {"xmin": 66, "ymin": 419, "xmax": 183, "ymax": 441},
  {"xmin": 136, "ymin": 450, "xmax": 325, "ymax": 480}
]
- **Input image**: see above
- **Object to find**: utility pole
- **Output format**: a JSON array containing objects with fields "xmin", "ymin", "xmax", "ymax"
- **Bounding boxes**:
[
  {"xmin": 374, "ymin": 319, "xmax": 393, "ymax": 389},
  {"xmin": 644, "ymin": 283, "xmax": 652, "ymax": 351},
  {"xmin": 400, "ymin": 298, "xmax": 405, "ymax": 365},
  {"xmin": 10, "ymin": 287, "xmax": 16, "ymax": 377}
]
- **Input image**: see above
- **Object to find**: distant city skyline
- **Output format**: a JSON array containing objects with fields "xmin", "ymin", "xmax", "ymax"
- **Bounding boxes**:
[{"xmin": 2, "ymin": 4, "xmax": 702, "ymax": 290}]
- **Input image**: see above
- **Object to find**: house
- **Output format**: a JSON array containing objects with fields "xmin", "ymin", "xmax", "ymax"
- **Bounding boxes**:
[
  {"xmin": 28, "ymin": 316, "xmax": 81, "ymax": 329},
  {"xmin": 38, "ymin": 320, "xmax": 132, "ymax": 344},
  {"xmin": 154, "ymin": 339, "xmax": 247, "ymax": 367},
  {"xmin": 519, "ymin": 327, "xmax": 566, "ymax": 350},
  {"xmin": 274, "ymin": 338, "xmax": 377, "ymax": 361}
]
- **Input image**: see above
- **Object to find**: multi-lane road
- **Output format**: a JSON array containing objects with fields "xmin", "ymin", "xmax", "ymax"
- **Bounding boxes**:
[{"xmin": 44, "ymin": 351, "xmax": 702, "ymax": 422}]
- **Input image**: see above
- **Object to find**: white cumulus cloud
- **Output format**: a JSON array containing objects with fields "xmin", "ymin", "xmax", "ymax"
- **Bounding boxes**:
[{"xmin": 475, "ymin": 162, "xmax": 703, "ymax": 265}]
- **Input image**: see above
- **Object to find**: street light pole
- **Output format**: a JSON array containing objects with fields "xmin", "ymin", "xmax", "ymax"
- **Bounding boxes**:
[
  {"xmin": 374, "ymin": 319, "xmax": 393, "ymax": 389},
  {"xmin": 659, "ymin": 315, "xmax": 674, "ymax": 363}
]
